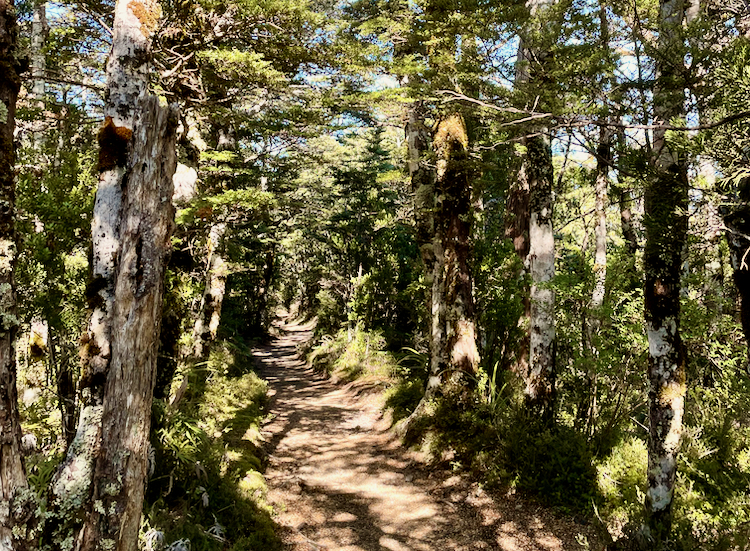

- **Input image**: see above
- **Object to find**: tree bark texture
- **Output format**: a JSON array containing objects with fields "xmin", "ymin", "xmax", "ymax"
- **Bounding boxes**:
[
  {"xmin": 406, "ymin": 99, "xmax": 436, "ymax": 344},
  {"xmin": 524, "ymin": 134, "xmax": 556, "ymax": 416},
  {"xmin": 510, "ymin": 0, "xmax": 558, "ymax": 419},
  {"xmin": 30, "ymin": 1, "xmax": 46, "ymax": 105},
  {"xmin": 0, "ymin": 2, "xmax": 34, "ymax": 548},
  {"xmin": 191, "ymin": 222, "xmax": 227, "ymax": 359},
  {"xmin": 79, "ymin": 95, "xmax": 178, "ymax": 551},
  {"xmin": 46, "ymin": 2, "xmax": 170, "ymax": 549},
  {"xmin": 424, "ymin": 113, "xmax": 479, "ymax": 398},
  {"xmin": 643, "ymin": 0, "xmax": 689, "ymax": 542}
]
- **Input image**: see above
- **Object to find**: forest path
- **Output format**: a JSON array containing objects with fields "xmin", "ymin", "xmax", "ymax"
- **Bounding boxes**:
[{"xmin": 256, "ymin": 319, "xmax": 598, "ymax": 551}]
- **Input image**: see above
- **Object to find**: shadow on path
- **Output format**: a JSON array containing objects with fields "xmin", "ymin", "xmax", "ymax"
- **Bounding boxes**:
[{"xmin": 256, "ymin": 320, "xmax": 599, "ymax": 551}]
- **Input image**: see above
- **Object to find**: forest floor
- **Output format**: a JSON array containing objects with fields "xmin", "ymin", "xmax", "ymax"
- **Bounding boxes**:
[{"xmin": 255, "ymin": 318, "xmax": 603, "ymax": 551}]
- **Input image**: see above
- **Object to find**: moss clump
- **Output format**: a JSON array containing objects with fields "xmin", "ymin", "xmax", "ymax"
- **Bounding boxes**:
[{"xmin": 127, "ymin": 1, "xmax": 161, "ymax": 37}]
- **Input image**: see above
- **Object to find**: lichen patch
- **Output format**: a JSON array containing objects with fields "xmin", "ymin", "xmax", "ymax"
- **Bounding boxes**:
[{"xmin": 127, "ymin": 0, "xmax": 161, "ymax": 37}]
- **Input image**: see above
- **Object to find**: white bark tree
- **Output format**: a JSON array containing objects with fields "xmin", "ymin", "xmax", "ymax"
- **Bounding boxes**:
[
  {"xmin": 642, "ymin": 0, "xmax": 690, "ymax": 543},
  {"xmin": 45, "ymin": 2, "xmax": 178, "ymax": 550},
  {"xmin": 509, "ymin": 0, "xmax": 558, "ymax": 419}
]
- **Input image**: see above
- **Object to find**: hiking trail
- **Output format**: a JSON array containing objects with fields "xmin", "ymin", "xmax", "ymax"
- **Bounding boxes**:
[{"xmin": 255, "ymin": 319, "xmax": 599, "ymax": 551}]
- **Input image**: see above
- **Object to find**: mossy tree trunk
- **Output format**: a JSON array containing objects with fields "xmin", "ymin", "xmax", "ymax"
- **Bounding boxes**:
[
  {"xmin": 45, "ymin": 2, "xmax": 177, "ymax": 550},
  {"xmin": 424, "ymin": 113, "xmax": 479, "ymax": 399},
  {"xmin": 0, "ymin": 1, "xmax": 34, "ymax": 548},
  {"xmin": 643, "ymin": 0, "xmax": 689, "ymax": 544}
]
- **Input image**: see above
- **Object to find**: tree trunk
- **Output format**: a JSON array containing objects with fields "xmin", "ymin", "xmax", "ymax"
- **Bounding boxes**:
[
  {"xmin": 524, "ymin": 133, "xmax": 556, "ymax": 417},
  {"xmin": 79, "ymin": 94, "xmax": 177, "ymax": 551},
  {"xmin": 45, "ymin": 2, "xmax": 172, "ymax": 549},
  {"xmin": 616, "ymin": 185, "xmax": 639, "ymax": 255},
  {"xmin": 50, "ymin": 328, "xmax": 77, "ymax": 447},
  {"xmin": 722, "ymin": 187, "xmax": 750, "ymax": 371},
  {"xmin": 170, "ymin": 221, "xmax": 227, "ymax": 408},
  {"xmin": 0, "ymin": 2, "xmax": 34, "ymax": 547},
  {"xmin": 191, "ymin": 222, "xmax": 227, "ymax": 359},
  {"xmin": 643, "ymin": 0, "xmax": 689, "ymax": 543},
  {"xmin": 424, "ymin": 113, "xmax": 479, "ymax": 399},
  {"xmin": 406, "ymin": 99, "xmax": 436, "ymax": 350},
  {"xmin": 511, "ymin": 0, "xmax": 558, "ymax": 419},
  {"xmin": 30, "ymin": 0, "xmax": 46, "ymax": 104},
  {"xmin": 583, "ymin": 124, "xmax": 612, "ymax": 436}
]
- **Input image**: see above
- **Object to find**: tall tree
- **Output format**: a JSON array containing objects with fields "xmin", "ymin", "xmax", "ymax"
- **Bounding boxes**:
[
  {"xmin": 0, "ymin": 1, "xmax": 33, "ymax": 548},
  {"xmin": 642, "ymin": 0, "xmax": 690, "ymax": 543},
  {"xmin": 421, "ymin": 112, "xmax": 480, "ymax": 400},
  {"xmin": 46, "ymin": 2, "xmax": 178, "ymax": 549},
  {"xmin": 508, "ymin": 0, "xmax": 558, "ymax": 419}
]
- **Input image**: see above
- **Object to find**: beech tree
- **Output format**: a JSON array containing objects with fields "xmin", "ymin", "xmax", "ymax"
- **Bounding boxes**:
[
  {"xmin": 508, "ymin": 0, "xmax": 558, "ymax": 419},
  {"xmin": 0, "ymin": 1, "xmax": 34, "ymax": 548}
]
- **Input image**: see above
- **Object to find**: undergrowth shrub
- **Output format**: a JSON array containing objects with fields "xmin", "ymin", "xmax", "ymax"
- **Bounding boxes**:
[
  {"xmin": 384, "ymin": 356, "xmax": 600, "ymax": 516},
  {"xmin": 383, "ymin": 346, "xmax": 429, "ymax": 422},
  {"xmin": 309, "ymin": 328, "xmax": 397, "ymax": 381},
  {"xmin": 146, "ymin": 338, "xmax": 280, "ymax": 551},
  {"xmin": 501, "ymin": 418, "xmax": 599, "ymax": 514},
  {"xmin": 596, "ymin": 436, "xmax": 647, "ymax": 539},
  {"xmin": 384, "ymin": 379, "xmax": 424, "ymax": 423}
]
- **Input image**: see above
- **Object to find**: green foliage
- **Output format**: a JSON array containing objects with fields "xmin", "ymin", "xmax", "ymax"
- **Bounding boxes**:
[
  {"xmin": 474, "ymin": 236, "xmax": 527, "ymax": 371},
  {"xmin": 147, "ymin": 339, "xmax": 279, "ymax": 551},
  {"xmin": 503, "ymin": 420, "xmax": 600, "ymax": 514},
  {"xmin": 596, "ymin": 437, "xmax": 648, "ymax": 538},
  {"xmin": 309, "ymin": 327, "xmax": 398, "ymax": 381},
  {"xmin": 384, "ymin": 378, "xmax": 424, "ymax": 423},
  {"xmin": 314, "ymin": 288, "xmax": 345, "ymax": 338},
  {"xmin": 26, "ymin": 451, "xmax": 64, "ymax": 500}
]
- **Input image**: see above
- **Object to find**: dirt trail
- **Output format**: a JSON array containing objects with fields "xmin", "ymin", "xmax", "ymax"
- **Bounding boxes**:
[{"xmin": 256, "ymin": 320, "xmax": 599, "ymax": 551}]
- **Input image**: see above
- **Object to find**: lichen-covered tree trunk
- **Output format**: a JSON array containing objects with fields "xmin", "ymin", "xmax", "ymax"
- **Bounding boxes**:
[
  {"xmin": 643, "ymin": 0, "xmax": 689, "ymax": 543},
  {"xmin": 79, "ymin": 95, "xmax": 177, "ymax": 551},
  {"xmin": 510, "ymin": 0, "xmax": 557, "ymax": 419},
  {"xmin": 191, "ymin": 222, "xmax": 228, "ymax": 360},
  {"xmin": 524, "ymin": 134, "xmax": 555, "ymax": 416},
  {"xmin": 397, "ymin": 99, "xmax": 439, "ymax": 434},
  {"xmin": 504, "ymin": 142, "xmax": 531, "ymax": 377},
  {"xmin": 0, "ymin": 2, "xmax": 34, "ymax": 548},
  {"xmin": 424, "ymin": 113, "xmax": 479, "ymax": 399},
  {"xmin": 30, "ymin": 0, "xmax": 45, "ymax": 105},
  {"xmin": 45, "ymin": 2, "xmax": 171, "ymax": 549}
]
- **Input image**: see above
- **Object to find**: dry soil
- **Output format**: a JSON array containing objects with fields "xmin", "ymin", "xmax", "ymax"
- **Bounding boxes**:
[{"xmin": 255, "ymin": 319, "xmax": 601, "ymax": 551}]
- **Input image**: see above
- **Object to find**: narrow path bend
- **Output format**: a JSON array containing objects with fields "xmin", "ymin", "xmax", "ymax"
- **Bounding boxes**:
[{"xmin": 256, "ymin": 320, "xmax": 597, "ymax": 551}]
